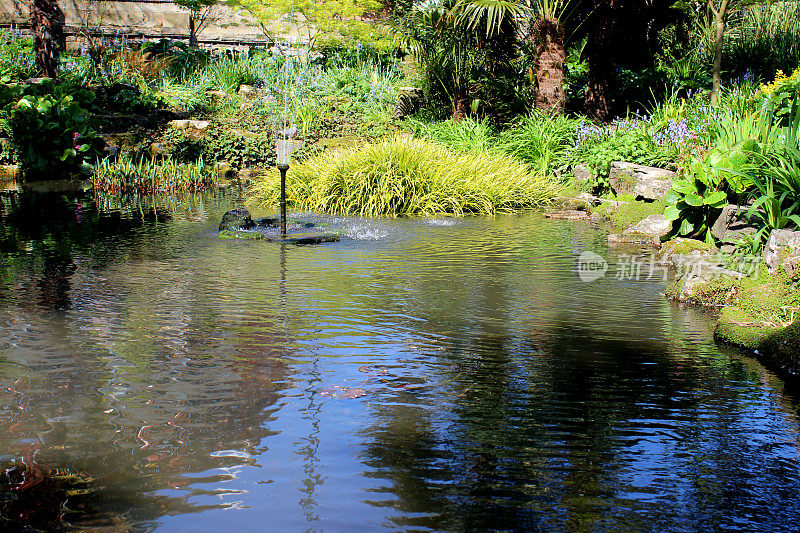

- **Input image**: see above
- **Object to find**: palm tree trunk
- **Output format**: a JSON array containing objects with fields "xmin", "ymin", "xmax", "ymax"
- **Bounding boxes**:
[
  {"xmin": 534, "ymin": 17, "xmax": 566, "ymax": 115},
  {"xmin": 31, "ymin": 0, "xmax": 64, "ymax": 78},
  {"xmin": 452, "ymin": 93, "xmax": 468, "ymax": 120}
]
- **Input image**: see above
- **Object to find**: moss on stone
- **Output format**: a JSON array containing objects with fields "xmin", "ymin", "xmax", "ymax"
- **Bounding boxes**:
[
  {"xmin": 218, "ymin": 229, "xmax": 267, "ymax": 240},
  {"xmin": 735, "ymin": 271, "xmax": 800, "ymax": 324},
  {"xmin": 666, "ymin": 272, "xmax": 737, "ymax": 306},
  {"xmin": 690, "ymin": 276, "xmax": 737, "ymax": 306},
  {"xmin": 592, "ymin": 197, "xmax": 666, "ymax": 231},
  {"xmin": 660, "ymin": 237, "xmax": 716, "ymax": 258},
  {"xmin": 714, "ymin": 307, "xmax": 781, "ymax": 349},
  {"xmin": 761, "ymin": 321, "xmax": 800, "ymax": 375}
]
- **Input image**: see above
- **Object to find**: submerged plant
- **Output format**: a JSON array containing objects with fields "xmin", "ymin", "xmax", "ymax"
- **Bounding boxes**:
[{"xmin": 248, "ymin": 136, "xmax": 560, "ymax": 216}]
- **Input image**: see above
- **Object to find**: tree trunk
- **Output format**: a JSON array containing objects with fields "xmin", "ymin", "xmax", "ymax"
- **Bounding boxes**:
[
  {"xmin": 710, "ymin": 0, "xmax": 729, "ymax": 106},
  {"xmin": 452, "ymin": 93, "xmax": 467, "ymax": 121},
  {"xmin": 583, "ymin": 0, "xmax": 615, "ymax": 121},
  {"xmin": 534, "ymin": 17, "xmax": 565, "ymax": 115},
  {"xmin": 31, "ymin": 0, "xmax": 64, "ymax": 78},
  {"xmin": 189, "ymin": 16, "xmax": 197, "ymax": 47}
]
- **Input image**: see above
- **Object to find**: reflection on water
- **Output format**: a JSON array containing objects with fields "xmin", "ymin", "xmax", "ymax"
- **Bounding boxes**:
[{"xmin": 1, "ymin": 191, "xmax": 799, "ymax": 531}]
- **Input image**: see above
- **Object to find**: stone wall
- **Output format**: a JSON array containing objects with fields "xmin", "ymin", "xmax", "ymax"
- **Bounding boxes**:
[{"xmin": 0, "ymin": 0, "xmax": 307, "ymax": 47}]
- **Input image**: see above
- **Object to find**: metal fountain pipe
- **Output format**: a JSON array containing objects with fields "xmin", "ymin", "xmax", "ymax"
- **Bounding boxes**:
[{"xmin": 276, "ymin": 124, "xmax": 297, "ymax": 239}]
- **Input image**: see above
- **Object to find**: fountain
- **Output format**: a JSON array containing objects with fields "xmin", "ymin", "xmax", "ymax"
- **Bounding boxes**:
[{"xmin": 217, "ymin": 46, "xmax": 339, "ymax": 245}]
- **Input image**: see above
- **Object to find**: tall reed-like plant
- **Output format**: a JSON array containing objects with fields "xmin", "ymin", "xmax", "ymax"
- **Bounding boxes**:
[{"xmin": 92, "ymin": 156, "xmax": 212, "ymax": 193}]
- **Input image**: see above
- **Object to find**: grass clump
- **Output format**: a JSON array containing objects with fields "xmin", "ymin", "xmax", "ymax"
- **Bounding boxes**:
[
  {"xmin": 249, "ymin": 136, "xmax": 561, "ymax": 217},
  {"xmin": 500, "ymin": 112, "xmax": 581, "ymax": 177}
]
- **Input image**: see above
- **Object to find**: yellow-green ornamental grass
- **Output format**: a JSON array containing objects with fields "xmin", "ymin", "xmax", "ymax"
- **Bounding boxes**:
[{"xmin": 248, "ymin": 136, "xmax": 561, "ymax": 216}]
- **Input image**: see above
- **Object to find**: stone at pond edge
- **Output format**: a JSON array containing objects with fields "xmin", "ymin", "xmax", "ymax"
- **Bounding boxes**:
[
  {"xmin": 763, "ymin": 229, "xmax": 800, "ymax": 276},
  {"xmin": 623, "ymin": 214, "xmax": 671, "ymax": 236},
  {"xmin": 545, "ymin": 209, "xmax": 590, "ymax": 221},
  {"xmin": 607, "ymin": 232, "xmax": 661, "ymax": 247},
  {"xmin": 219, "ymin": 209, "xmax": 255, "ymax": 231},
  {"xmin": 608, "ymin": 162, "xmax": 675, "ymax": 200},
  {"xmin": 666, "ymin": 266, "xmax": 739, "ymax": 306},
  {"xmin": 659, "ymin": 237, "xmax": 717, "ymax": 264},
  {"xmin": 608, "ymin": 214, "xmax": 672, "ymax": 247},
  {"xmin": 715, "ymin": 310, "xmax": 800, "ymax": 378}
]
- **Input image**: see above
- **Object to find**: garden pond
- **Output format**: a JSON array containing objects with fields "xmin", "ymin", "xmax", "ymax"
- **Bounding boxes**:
[{"xmin": 1, "ymin": 191, "xmax": 800, "ymax": 531}]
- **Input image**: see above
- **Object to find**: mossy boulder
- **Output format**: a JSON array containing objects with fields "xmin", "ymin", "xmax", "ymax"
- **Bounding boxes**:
[
  {"xmin": 608, "ymin": 162, "xmax": 675, "ymax": 200},
  {"xmin": 761, "ymin": 321, "xmax": 800, "ymax": 376},
  {"xmin": 715, "ymin": 309, "xmax": 800, "ymax": 378},
  {"xmin": 219, "ymin": 209, "xmax": 255, "ymax": 231},
  {"xmin": 714, "ymin": 307, "xmax": 782, "ymax": 349},
  {"xmin": 660, "ymin": 237, "xmax": 717, "ymax": 260},
  {"xmin": 666, "ymin": 270, "xmax": 738, "ymax": 306},
  {"xmin": 735, "ymin": 273, "xmax": 800, "ymax": 323},
  {"xmin": 591, "ymin": 196, "xmax": 665, "ymax": 231},
  {"xmin": 608, "ymin": 213, "xmax": 672, "ymax": 247}
]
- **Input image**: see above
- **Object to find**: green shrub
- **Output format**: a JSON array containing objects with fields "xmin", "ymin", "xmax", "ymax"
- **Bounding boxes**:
[
  {"xmin": 164, "ymin": 128, "xmax": 276, "ymax": 170},
  {"xmin": 9, "ymin": 93, "xmax": 101, "ymax": 176},
  {"xmin": 0, "ymin": 29, "xmax": 35, "ymax": 82},
  {"xmin": 201, "ymin": 130, "xmax": 275, "ymax": 169},
  {"xmin": 759, "ymin": 67, "xmax": 800, "ymax": 124},
  {"xmin": 155, "ymin": 78, "xmax": 209, "ymax": 112},
  {"xmin": 569, "ymin": 117, "xmax": 674, "ymax": 190},
  {"xmin": 248, "ymin": 136, "xmax": 561, "ymax": 216},
  {"xmin": 664, "ymin": 153, "xmax": 730, "ymax": 243}
]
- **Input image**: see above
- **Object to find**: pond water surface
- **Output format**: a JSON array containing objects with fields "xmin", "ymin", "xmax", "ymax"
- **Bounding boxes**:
[{"xmin": 1, "ymin": 191, "xmax": 800, "ymax": 532}]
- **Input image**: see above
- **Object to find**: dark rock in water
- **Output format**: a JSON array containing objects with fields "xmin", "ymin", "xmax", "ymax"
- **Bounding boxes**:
[
  {"xmin": 254, "ymin": 217, "xmax": 280, "ymax": 227},
  {"xmin": 280, "ymin": 232, "xmax": 340, "ymax": 245},
  {"xmin": 219, "ymin": 209, "xmax": 255, "ymax": 231}
]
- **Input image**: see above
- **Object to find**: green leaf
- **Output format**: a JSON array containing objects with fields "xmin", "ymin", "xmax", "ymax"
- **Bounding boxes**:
[
  {"xmin": 684, "ymin": 193, "xmax": 703, "ymax": 207},
  {"xmin": 672, "ymin": 179, "xmax": 695, "ymax": 195},
  {"xmin": 664, "ymin": 189, "xmax": 681, "ymax": 204},
  {"xmin": 664, "ymin": 205, "xmax": 681, "ymax": 221},
  {"xmin": 704, "ymin": 190, "xmax": 727, "ymax": 207},
  {"xmin": 679, "ymin": 218, "xmax": 695, "ymax": 236}
]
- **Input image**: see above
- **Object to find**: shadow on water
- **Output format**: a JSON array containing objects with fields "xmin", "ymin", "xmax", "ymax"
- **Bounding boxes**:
[
  {"xmin": 361, "ymin": 323, "xmax": 800, "ymax": 531},
  {"xmin": 0, "ymin": 190, "xmax": 295, "ymax": 530}
]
